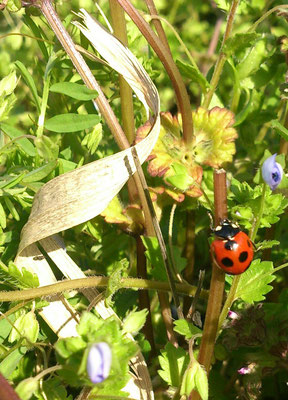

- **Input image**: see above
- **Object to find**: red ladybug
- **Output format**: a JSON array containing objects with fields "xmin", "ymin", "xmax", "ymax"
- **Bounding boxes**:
[{"xmin": 211, "ymin": 219, "xmax": 253, "ymax": 275}]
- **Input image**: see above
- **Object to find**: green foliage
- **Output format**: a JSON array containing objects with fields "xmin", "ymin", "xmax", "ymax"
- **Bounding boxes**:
[
  {"xmin": 55, "ymin": 312, "xmax": 137, "ymax": 396},
  {"xmin": 158, "ymin": 342, "xmax": 189, "ymax": 387},
  {"xmin": 0, "ymin": 1, "xmax": 288, "ymax": 399},
  {"xmin": 226, "ymin": 259, "xmax": 275, "ymax": 304},
  {"xmin": 173, "ymin": 319, "xmax": 202, "ymax": 340}
]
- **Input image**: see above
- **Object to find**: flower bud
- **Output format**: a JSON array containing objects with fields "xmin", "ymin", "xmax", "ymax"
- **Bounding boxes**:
[
  {"xmin": 261, "ymin": 154, "xmax": 283, "ymax": 190},
  {"xmin": 87, "ymin": 342, "xmax": 112, "ymax": 384}
]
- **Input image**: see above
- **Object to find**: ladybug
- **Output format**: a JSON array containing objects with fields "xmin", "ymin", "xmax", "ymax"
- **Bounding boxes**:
[{"xmin": 211, "ymin": 219, "xmax": 254, "ymax": 275}]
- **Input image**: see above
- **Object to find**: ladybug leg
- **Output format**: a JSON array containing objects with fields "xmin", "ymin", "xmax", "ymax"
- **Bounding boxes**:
[{"xmin": 207, "ymin": 211, "xmax": 215, "ymax": 231}]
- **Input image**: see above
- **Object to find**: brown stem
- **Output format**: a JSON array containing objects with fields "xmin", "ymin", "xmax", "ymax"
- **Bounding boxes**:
[
  {"xmin": 144, "ymin": 0, "xmax": 172, "ymax": 55},
  {"xmin": 116, "ymin": 0, "xmax": 194, "ymax": 144},
  {"xmin": 202, "ymin": 17, "xmax": 223, "ymax": 76},
  {"xmin": 190, "ymin": 169, "xmax": 227, "ymax": 400}
]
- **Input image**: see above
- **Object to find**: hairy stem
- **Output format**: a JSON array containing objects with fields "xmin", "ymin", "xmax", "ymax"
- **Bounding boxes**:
[
  {"xmin": 0, "ymin": 276, "xmax": 208, "ymax": 302},
  {"xmin": 190, "ymin": 169, "xmax": 227, "ymax": 400}
]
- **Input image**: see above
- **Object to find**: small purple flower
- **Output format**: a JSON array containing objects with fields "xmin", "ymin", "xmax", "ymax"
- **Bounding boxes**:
[
  {"xmin": 87, "ymin": 342, "xmax": 112, "ymax": 384},
  {"xmin": 228, "ymin": 311, "xmax": 239, "ymax": 320},
  {"xmin": 261, "ymin": 154, "xmax": 283, "ymax": 190},
  {"xmin": 238, "ymin": 366, "xmax": 250, "ymax": 375}
]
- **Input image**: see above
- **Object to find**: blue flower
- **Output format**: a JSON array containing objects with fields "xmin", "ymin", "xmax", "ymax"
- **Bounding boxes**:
[
  {"xmin": 87, "ymin": 342, "xmax": 112, "ymax": 384},
  {"xmin": 261, "ymin": 154, "xmax": 283, "ymax": 190}
]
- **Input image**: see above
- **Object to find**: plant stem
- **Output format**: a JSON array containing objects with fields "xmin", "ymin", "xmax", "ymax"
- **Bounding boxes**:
[
  {"xmin": 109, "ymin": 0, "xmax": 135, "ymax": 144},
  {"xmin": 202, "ymin": 0, "xmax": 240, "ymax": 109},
  {"xmin": 190, "ymin": 169, "xmax": 227, "ymax": 400},
  {"xmin": 217, "ymin": 183, "xmax": 267, "ymax": 334},
  {"xmin": 0, "ymin": 276, "xmax": 208, "ymax": 302},
  {"xmin": 40, "ymin": 0, "xmax": 130, "ymax": 151},
  {"xmin": 248, "ymin": 5, "xmax": 288, "ymax": 32},
  {"xmin": 144, "ymin": 0, "xmax": 172, "ymax": 55},
  {"xmin": 183, "ymin": 210, "xmax": 196, "ymax": 315},
  {"xmin": 116, "ymin": 0, "xmax": 194, "ymax": 144}
]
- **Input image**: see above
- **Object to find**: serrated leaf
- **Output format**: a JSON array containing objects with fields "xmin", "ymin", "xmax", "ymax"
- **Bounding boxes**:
[
  {"xmin": 176, "ymin": 59, "xmax": 210, "ymax": 91},
  {"xmin": 141, "ymin": 236, "xmax": 166, "ymax": 281},
  {"xmin": 173, "ymin": 320, "xmax": 202, "ymax": 340},
  {"xmin": 50, "ymin": 82, "xmax": 98, "ymax": 101},
  {"xmin": 256, "ymin": 240, "xmax": 280, "ymax": 250},
  {"xmin": 233, "ymin": 259, "xmax": 275, "ymax": 303},
  {"xmin": 271, "ymin": 119, "xmax": 288, "ymax": 141},
  {"xmin": 8, "ymin": 262, "xmax": 39, "ymax": 288},
  {"xmin": 44, "ymin": 113, "xmax": 101, "ymax": 133},
  {"xmin": 223, "ymin": 32, "xmax": 259, "ymax": 57},
  {"xmin": 158, "ymin": 343, "xmax": 189, "ymax": 387}
]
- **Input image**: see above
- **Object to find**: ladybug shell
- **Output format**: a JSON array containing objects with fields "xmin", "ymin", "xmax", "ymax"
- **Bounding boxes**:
[{"xmin": 211, "ymin": 231, "xmax": 253, "ymax": 275}]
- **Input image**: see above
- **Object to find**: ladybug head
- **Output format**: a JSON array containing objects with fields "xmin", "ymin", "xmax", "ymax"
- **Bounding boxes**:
[{"xmin": 213, "ymin": 219, "xmax": 240, "ymax": 240}]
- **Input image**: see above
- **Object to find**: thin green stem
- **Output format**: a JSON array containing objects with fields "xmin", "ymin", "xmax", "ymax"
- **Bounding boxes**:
[
  {"xmin": 217, "ymin": 183, "xmax": 267, "ymax": 334},
  {"xmin": 202, "ymin": 0, "xmax": 240, "ymax": 109},
  {"xmin": 0, "ymin": 275, "xmax": 208, "ymax": 302},
  {"xmin": 109, "ymin": 0, "xmax": 135, "ymax": 144},
  {"xmin": 248, "ymin": 5, "xmax": 288, "ymax": 32},
  {"xmin": 36, "ymin": 75, "xmax": 50, "ymax": 137}
]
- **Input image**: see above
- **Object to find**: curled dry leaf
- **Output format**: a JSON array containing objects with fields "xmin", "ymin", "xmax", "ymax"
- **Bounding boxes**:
[{"xmin": 15, "ymin": 9, "xmax": 160, "ymax": 400}]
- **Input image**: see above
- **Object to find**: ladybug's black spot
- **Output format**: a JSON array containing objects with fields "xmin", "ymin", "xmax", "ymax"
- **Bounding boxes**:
[
  {"xmin": 239, "ymin": 251, "xmax": 248, "ymax": 263},
  {"xmin": 221, "ymin": 257, "xmax": 234, "ymax": 267},
  {"xmin": 224, "ymin": 240, "xmax": 237, "ymax": 251},
  {"xmin": 247, "ymin": 240, "xmax": 252, "ymax": 248}
]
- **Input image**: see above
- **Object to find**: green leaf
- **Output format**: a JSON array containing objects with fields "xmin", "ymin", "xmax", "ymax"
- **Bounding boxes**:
[
  {"xmin": 23, "ymin": 15, "xmax": 49, "ymax": 60},
  {"xmin": 22, "ymin": 160, "xmax": 58, "ymax": 183},
  {"xmin": 173, "ymin": 320, "xmax": 202, "ymax": 340},
  {"xmin": 158, "ymin": 343, "xmax": 189, "ymax": 387},
  {"xmin": 44, "ymin": 113, "xmax": 101, "ymax": 133},
  {"xmin": 194, "ymin": 364, "xmax": 209, "ymax": 400},
  {"xmin": 81, "ymin": 123, "xmax": 102, "ymax": 155},
  {"xmin": 230, "ymin": 259, "xmax": 276, "ymax": 303},
  {"xmin": 141, "ymin": 236, "xmax": 166, "ymax": 281},
  {"xmin": 0, "ymin": 123, "xmax": 36, "ymax": 156},
  {"xmin": 16, "ymin": 378, "xmax": 39, "ymax": 400},
  {"xmin": 271, "ymin": 119, "xmax": 288, "ymax": 141},
  {"xmin": 176, "ymin": 59, "xmax": 210, "ymax": 91},
  {"xmin": 35, "ymin": 135, "xmax": 59, "ymax": 161},
  {"xmin": 0, "ymin": 346, "xmax": 27, "ymax": 378},
  {"xmin": 123, "ymin": 309, "xmax": 148, "ymax": 335},
  {"xmin": 50, "ymin": 82, "xmax": 98, "ymax": 101},
  {"xmin": 37, "ymin": 378, "xmax": 73, "ymax": 400},
  {"xmin": 9, "ymin": 311, "xmax": 39, "ymax": 344},
  {"xmin": 15, "ymin": 60, "xmax": 41, "ymax": 113},
  {"xmin": 256, "ymin": 240, "xmax": 280, "ymax": 250},
  {"xmin": 0, "ymin": 202, "xmax": 6, "ymax": 229},
  {"xmin": 236, "ymin": 38, "xmax": 268, "ymax": 81},
  {"xmin": 223, "ymin": 32, "xmax": 259, "ymax": 57},
  {"xmin": 165, "ymin": 162, "xmax": 194, "ymax": 191},
  {"xmin": 3, "ymin": 197, "xmax": 19, "ymax": 221},
  {"xmin": 8, "ymin": 262, "xmax": 39, "ymax": 288}
]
